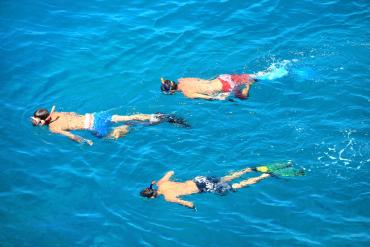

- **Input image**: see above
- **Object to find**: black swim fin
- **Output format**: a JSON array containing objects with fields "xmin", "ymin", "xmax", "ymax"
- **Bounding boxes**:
[{"xmin": 152, "ymin": 113, "xmax": 191, "ymax": 128}]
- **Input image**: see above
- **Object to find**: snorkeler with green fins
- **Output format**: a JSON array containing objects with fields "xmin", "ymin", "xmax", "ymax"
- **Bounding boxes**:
[{"xmin": 140, "ymin": 161, "xmax": 304, "ymax": 209}]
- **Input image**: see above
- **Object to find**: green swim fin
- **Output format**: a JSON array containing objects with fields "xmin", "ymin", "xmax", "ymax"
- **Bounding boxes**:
[
  {"xmin": 253, "ymin": 161, "xmax": 294, "ymax": 173},
  {"xmin": 270, "ymin": 167, "xmax": 305, "ymax": 177},
  {"xmin": 253, "ymin": 161, "xmax": 304, "ymax": 177}
]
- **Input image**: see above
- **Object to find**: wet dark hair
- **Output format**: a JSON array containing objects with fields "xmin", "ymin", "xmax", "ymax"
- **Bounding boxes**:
[
  {"xmin": 140, "ymin": 187, "xmax": 158, "ymax": 198},
  {"xmin": 161, "ymin": 80, "xmax": 178, "ymax": 94},
  {"xmin": 33, "ymin": 108, "xmax": 50, "ymax": 120}
]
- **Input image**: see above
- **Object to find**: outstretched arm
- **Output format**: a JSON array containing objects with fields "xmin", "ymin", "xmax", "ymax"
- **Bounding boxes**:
[
  {"xmin": 158, "ymin": 171, "xmax": 174, "ymax": 184},
  {"xmin": 52, "ymin": 130, "xmax": 93, "ymax": 145},
  {"xmin": 187, "ymin": 92, "xmax": 229, "ymax": 100},
  {"xmin": 165, "ymin": 196, "xmax": 195, "ymax": 209}
]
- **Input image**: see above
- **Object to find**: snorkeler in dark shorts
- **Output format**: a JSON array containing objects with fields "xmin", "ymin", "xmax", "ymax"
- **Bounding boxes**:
[
  {"xmin": 30, "ymin": 105, "xmax": 190, "ymax": 145},
  {"xmin": 140, "ymin": 161, "xmax": 304, "ymax": 209},
  {"xmin": 192, "ymin": 176, "xmax": 234, "ymax": 195}
]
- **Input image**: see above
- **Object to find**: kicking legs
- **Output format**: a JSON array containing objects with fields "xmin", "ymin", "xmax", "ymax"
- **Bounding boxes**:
[
  {"xmin": 221, "ymin": 167, "xmax": 253, "ymax": 182},
  {"xmin": 231, "ymin": 173, "xmax": 270, "ymax": 190},
  {"xmin": 108, "ymin": 125, "xmax": 129, "ymax": 140},
  {"xmin": 111, "ymin": 114, "xmax": 152, "ymax": 123}
]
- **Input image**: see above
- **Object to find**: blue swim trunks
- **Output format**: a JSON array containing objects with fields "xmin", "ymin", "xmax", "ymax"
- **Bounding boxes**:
[
  {"xmin": 91, "ymin": 112, "xmax": 113, "ymax": 138},
  {"xmin": 193, "ymin": 176, "xmax": 234, "ymax": 195}
]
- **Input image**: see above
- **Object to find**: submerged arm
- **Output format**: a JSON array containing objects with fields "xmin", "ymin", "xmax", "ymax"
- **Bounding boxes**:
[
  {"xmin": 165, "ymin": 196, "xmax": 195, "ymax": 209},
  {"xmin": 187, "ymin": 92, "xmax": 227, "ymax": 100},
  {"xmin": 52, "ymin": 129, "xmax": 93, "ymax": 145}
]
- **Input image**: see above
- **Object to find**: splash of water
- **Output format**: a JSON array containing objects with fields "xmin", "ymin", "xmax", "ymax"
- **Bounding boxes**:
[{"xmin": 253, "ymin": 60, "xmax": 291, "ymax": 80}]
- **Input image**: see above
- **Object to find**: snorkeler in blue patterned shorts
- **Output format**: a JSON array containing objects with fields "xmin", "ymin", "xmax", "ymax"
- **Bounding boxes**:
[
  {"xmin": 30, "ymin": 105, "xmax": 190, "ymax": 145},
  {"xmin": 140, "ymin": 161, "xmax": 304, "ymax": 209}
]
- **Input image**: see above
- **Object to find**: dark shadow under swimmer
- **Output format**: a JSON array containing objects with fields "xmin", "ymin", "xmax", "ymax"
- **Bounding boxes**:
[
  {"xmin": 31, "ymin": 105, "xmax": 189, "ymax": 146},
  {"xmin": 140, "ymin": 161, "xmax": 304, "ymax": 209}
]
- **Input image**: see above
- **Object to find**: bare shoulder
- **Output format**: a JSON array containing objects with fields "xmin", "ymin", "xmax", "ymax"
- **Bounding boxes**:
[
  {"xmin": 49, "ymin": 125, "xmax": 62, "ymax": 133},
  {"xmin": 181, "ymin": 88, "xmax": 195, "ymax": 98}
]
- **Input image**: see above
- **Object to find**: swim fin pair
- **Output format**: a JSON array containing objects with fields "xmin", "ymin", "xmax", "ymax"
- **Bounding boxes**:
[
  {"xmin": 253, "ymin": 161, "xmax": 305, "ymax": 177},
  {"xmin": 150, "ymin": 113, "xmax": 191, "ymax": 128}
]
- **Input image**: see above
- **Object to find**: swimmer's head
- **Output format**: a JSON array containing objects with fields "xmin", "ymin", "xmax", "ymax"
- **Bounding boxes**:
[
  {"xmin": 140, "ymin": 182, "xmax": 158, "ymax": 199},
  {"xmin": 160, "ymin": 78, "xmax": 178, "ymax": 94},
  {"xmin": 31, "ymin": 108, "xmax": 50, "ymax": 126}
]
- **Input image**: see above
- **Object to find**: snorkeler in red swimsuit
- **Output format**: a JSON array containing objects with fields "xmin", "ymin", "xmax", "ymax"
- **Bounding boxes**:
[{"xmin": 160, "ymin": 73, "xmax": 256, "ymax": 100}]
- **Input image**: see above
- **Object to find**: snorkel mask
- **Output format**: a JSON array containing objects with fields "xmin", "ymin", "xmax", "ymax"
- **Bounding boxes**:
[
  {"xmin": 31, "ymin": 105, "xmax": 56, "ymax": 126},
  {"xmin": 160, "ymin": 78, "xmax": 177, "ymax": 94},
  {"xmin": 140, "ymin": 181, "xmax": 158, "ymax": 198},
  {"xmin": 30, "ymin": 116, "xmax": 42, "ymax": 126}
]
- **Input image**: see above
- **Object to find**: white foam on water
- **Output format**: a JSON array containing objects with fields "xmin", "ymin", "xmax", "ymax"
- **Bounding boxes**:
[
  {"xmin": 254, "ymin": 59, "xmax": 292, "ymax": 80},
  {"xmin": 316, "ymin": 129, "xmax": 368, "ymax": 176}
]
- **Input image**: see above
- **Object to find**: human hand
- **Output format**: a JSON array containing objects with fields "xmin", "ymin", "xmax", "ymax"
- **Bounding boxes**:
[
  {"xmin": 185, "ymin": 201, "xmax": 194, "ymax": 209},
  {"xmin": 214, "ymin": 93, "xmax": 228, "ymax": 100},
  {"xmin": 85, "ymin": 139, "xmax": 93, "ymax": 146}
]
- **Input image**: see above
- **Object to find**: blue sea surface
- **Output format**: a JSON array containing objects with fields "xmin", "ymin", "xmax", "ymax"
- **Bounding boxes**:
[{"xmin": 1, "ymin": 0, "xmax": 370, "ymax": 246}]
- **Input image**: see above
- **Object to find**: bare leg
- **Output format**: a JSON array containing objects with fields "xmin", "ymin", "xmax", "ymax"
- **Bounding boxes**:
[
  {"xmin": 235, "ymin": 74, "xmax": 255, "ymax": 99},
  {"xmin": 108, "ymin": 125, "xmax": 130, "ymax": 140},
  {"xmin": 221, "ymin": 167, "xmax": 253, "ymax": 182},
  {"xmin": 231, "ymin": 173, "xmax": 270, "ymax": 190},
  {"xmin": 237, "ymin": 83, "xmax": 251, "ymax": 99},
  {"xmin": 111, "ymin": 114, "xmax": 152, "ymax": 123}
]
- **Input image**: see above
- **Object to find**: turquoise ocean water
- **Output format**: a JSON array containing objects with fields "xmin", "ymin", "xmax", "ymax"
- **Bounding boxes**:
[{"xmin": 1, "ymin": 0, "xmax": 369, "ymax": 246}]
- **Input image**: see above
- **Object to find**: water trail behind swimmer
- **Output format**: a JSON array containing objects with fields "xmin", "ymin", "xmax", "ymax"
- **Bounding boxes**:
[
  {"xmin": 253, "ymin": 60, "xmax": 291, "ymax": 81},
  {"xmin": 291, "ymin": 67, "xmax": 317, "ymax": 81}
]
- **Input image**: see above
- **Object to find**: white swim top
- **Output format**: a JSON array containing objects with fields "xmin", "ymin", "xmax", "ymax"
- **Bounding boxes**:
[{"xmin": 84, "ymin": 114, "xmax": 94, "ymax": 130}]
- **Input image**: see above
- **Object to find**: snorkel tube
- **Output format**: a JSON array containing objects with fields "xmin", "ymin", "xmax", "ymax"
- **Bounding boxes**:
[
  {"xmin": 31, "ymin": 105, "xmax": 57, "ymax": 126},
  {"xmin": 140, "ymin": 181, "xmax": 158, "ymax": 198},
  {"xmin": 149, "ymin": 181, "xmax": 155, "ymax": 189},
  {"xmin": 42, "ymin": 105, "xmax": 55, "ymax": 125}
]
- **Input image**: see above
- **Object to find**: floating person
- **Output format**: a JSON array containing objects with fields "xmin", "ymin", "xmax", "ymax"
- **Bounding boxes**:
[
  {"xmin": 140, "ymin": 161, "xmax": 304, "ymax": 209},
  {"xmin": 31, "ymin": 106, "xmax": 189, "ymax": 145},
  {"xmin": 160, "ymin": 61, "xmax": 290, "ymax": 100}
]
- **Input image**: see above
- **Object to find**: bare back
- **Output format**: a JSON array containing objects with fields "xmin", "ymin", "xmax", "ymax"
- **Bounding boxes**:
[
  {"xmin": 157, "ymin": 180, "xmax": 199, "ymax": 199},
  {"xmin": 48, "ymin": 112, "xmax": 86, "ymax": 132},
  {"xmin": 178, "ymin": 78, "xmax": 222, "ymax": 97}
]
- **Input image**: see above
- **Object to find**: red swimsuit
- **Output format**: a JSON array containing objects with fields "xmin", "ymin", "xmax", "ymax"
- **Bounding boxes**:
[{"xmin": 217, "ymin": 74, "xmax": 253, "ymax": 92}]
